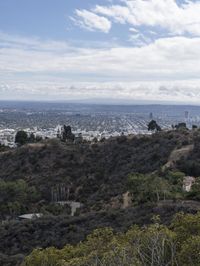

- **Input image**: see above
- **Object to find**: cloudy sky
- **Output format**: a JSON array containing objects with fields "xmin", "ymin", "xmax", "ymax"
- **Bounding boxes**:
[{"xmin": 1, "ymin": 0, "xmax": 200, "ymax": 103}]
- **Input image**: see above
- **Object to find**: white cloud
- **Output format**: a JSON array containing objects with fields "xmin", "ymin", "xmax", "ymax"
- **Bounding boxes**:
[
  {"xmin": 129, "ymin": 33, "xmax": 151, "ymax": 46},
  {"xmin": 129, "ymin": 27, "xmax": 139, "ymax": 33},
  {"xmin": 2, "ymin": 33, "xmax": 200, "ymax": 79},
  {"xmin": 73, "ymin": 9, "xmax": 111, "ymax": 33},
  {"xmin": 2, "ymin": 79, "xmax": 200, "ymax": 103},
  {"xmin": 93, "ymin": 4, "xmax": 130, "ymax": 24},
  {"xmin": 1, "ymin": 32, "xmax": 200, "ymax": 102},
  {"xmin": 0, "ymin": 31, "xmax": 70, "ymax": 52},
  {"xmin": 93, "ymin": 0, "xmax": 200, "ymax": 36}
]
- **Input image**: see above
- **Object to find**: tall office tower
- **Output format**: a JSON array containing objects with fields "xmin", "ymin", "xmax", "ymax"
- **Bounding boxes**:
[{"xmin": 185, "ymin": 111, "xmax": 189, "ymax": 120}]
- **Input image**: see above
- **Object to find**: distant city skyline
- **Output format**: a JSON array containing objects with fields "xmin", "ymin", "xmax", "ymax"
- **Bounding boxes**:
[
  {"xmin": 1, "ymin": 0, "xmax": 200, "ymax": 103},
  {"xmin": 0, "ymin": 101, "xmax": 199, "ymax": 148}
]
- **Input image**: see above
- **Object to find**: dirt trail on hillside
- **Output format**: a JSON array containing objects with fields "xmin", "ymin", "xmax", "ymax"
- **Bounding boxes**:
[
  {"xmin": 122, "ymin": 192, "xmax": 132, "ymax": 209},
  {"xmin": 162, "ymin": 144, "xmax": 194, "ymax": 170}
]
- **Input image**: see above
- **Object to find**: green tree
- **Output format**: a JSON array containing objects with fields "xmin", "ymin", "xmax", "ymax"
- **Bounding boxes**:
[
  {"xmin": 61, "ymin": 125, "xmax": 75, "ymax": 142},
  {"xmin": 22, "ymin": 223, "xmax": 178, "ymax": 266},
  {"xmin": 135, "ymin": 223, "xmax": 177, "ymax": 266},
  {"xmin": 147, "ymin": 120, "xmax": 161, "ymax": 132},
  {"xmin": 29, "ymin": 133, "xmax": 36, "ymax": 142},
  {"xmin": 178, "ymin": 236, "xmax": 200, "ymax": 266},
  {"xmin": 0, "ymin": 179, "xmax": 41, "ymax": 218},
  {"xmin": 128, "ymin": 173, "xmax": 170, "ymax": 204},
  {"xmin": 15, "ymin": 130, "xmax": 28, "ymax": 146},
  {"xmin": 172, "ymin": 212, "xmax": 200, "ymax": 245},
  {"xmin": 192, "ymin": 125, "xmax": 198, "ymax": 130},
  {"xmin": 175, "ymin": 123, "xmax": 188, "ymax": 130},
  {"xmin": 163, "ymin": 171, "xmax": 185, "ymax": 199}
]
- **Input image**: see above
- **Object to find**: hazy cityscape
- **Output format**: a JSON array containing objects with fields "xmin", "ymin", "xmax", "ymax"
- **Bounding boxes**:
[{"xmin": 0, "ymin": 101, "xmax": 200, "ymax": 147}]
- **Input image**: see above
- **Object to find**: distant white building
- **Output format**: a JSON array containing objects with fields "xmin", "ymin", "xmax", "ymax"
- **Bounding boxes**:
[{"xmin": 183, "ymin": 176, "xmax": 195, "ymax": 192}]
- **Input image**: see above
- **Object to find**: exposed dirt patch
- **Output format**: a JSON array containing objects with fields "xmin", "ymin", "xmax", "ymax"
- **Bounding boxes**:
[{"xmin": 163, "ymin": 144, "xmax": 194, "ymax": 170}]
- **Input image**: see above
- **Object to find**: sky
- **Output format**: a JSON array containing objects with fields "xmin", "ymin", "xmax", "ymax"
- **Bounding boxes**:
[{"xmin": 1, "ymin": 0, "xmax": 200, "ymax": 104}]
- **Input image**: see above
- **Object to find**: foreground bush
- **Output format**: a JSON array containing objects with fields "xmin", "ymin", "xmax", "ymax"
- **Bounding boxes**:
[{"xmin": 22, "ymin": 212, "xmax": 200, "ymax": 266}]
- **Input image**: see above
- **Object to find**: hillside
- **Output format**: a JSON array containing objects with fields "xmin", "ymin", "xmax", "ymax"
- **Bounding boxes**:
[
  {"xmin": 2, "ymin": 201, "xmax": 200, "ymax": 266},
  {"xmin": 1, "ymin": 129, "xmax": 200, "ymax": 265},
  {"xmin": 0, "ymin": 130, "xmax": 193, "ymax": 207}
]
